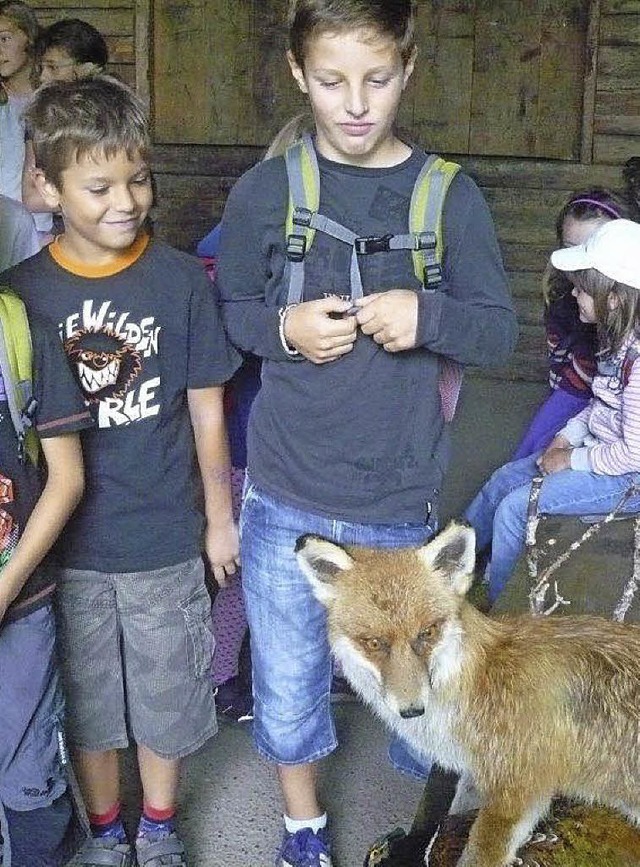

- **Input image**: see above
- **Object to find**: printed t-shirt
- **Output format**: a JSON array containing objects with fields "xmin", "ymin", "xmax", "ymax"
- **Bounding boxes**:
[{"xmin": 6, "ymin": 234, "xmax": 241, "ymax": 572}]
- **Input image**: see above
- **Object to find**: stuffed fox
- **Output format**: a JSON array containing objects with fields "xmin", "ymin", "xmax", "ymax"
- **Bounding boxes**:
[{"xmin": 296, "ymin": 522, "xmax": 640, "ymax": 867}]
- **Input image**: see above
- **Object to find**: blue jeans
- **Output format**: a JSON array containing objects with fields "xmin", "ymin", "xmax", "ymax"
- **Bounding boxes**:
[
  {"xmin": 464, "ymin": 454, "xmax": 640, "ymax": 603},
  {"xmin": 239, "ymin": 479, "xmax": 434, "ymax": 765}
]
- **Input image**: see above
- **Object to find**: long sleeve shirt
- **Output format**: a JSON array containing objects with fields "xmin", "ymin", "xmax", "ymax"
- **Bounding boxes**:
[{"xmin": 561, "ymin": 335, "xmax": 640, "ymax": 475}]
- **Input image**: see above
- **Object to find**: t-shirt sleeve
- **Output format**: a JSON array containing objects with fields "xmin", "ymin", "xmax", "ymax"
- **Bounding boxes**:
[
  {"xmin": 186, "ymin": 266, "xmax": 242, "ymax": 388},
  {"xmin": 30, "ymin": 315, "xmax": 93, "ymax": 438}
]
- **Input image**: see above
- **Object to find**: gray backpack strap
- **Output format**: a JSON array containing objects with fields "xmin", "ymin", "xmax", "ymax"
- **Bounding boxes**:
[
  {"xmin": 284, "ymin": 135, "xmax": 364, "ymax": 302},
  {"xmin": 284, "ymin": 134, "xmax": 319, "ymax": 305}
]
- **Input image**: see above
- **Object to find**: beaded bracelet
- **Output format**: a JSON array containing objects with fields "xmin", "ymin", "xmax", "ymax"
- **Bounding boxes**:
[{"xmin": 278, "ymin": 305, "xmax": 301, "ymax": 357}]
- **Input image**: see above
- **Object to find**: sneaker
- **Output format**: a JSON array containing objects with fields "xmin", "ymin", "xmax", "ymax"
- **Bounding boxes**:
[
  {"xmin": 135, "ymin": 830, "xmax": 187, "ymax": 866},
  {"xmin": 68, "ymin": 836, "xmax": 135, "ymax": 866},
  {"xmin": 214, "ymin": 675, "xmax": 254, "ymax": 723},
  {"xmin": 277, "ymin": 826, "xmax": 333, "ymax": 867}
]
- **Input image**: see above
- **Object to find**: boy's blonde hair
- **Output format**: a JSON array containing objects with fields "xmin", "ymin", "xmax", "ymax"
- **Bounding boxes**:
[
  {"xmin": 287, "ymin": 0, "xmax": 417, "ymax": 68},
  {"xmin": 572, "ymin": 268, "xmax": 640, "ymax": 357},
  {"xmin": 25, "ymin": 75, "xmax": 150, "ymax": 188}
]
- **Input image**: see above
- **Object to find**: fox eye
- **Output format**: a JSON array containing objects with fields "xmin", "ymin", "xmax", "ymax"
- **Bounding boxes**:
[
  {"xmin": 412, "ymin": 625, "xmax": 439, "ymax": 655},
  {"xmin": 362, "ymin": 637, "xmax": 389, "ymax": 654}
]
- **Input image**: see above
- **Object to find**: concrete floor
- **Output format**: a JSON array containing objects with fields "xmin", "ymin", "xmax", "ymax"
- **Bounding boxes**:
[{"xmin": 119, "ymin": 374, "xmax": 549, "ymax": 867}]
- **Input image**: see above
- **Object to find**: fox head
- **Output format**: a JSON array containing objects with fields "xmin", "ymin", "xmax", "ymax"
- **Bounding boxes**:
[{"xmin": 295, "ymin": 521, "xmax": 477, "ymax": 718}]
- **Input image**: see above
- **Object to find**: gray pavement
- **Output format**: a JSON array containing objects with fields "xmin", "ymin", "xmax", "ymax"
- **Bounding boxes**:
[{"xmin": 120, "ymin": 375, "xmax": 549, "ymax": 866}]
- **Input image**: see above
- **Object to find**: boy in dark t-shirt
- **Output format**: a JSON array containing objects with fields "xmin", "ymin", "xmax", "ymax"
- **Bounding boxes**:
[
  {"xmin": 0, "ymin": 310, "xmax": 91, "ymax": 866},
  {"xmin": 4, "ymin": 76, "xmax": 241, "ymax": 867},
  {"xmin": 217, "ymin": 2, "xmax": 518, "ymax": 865}
]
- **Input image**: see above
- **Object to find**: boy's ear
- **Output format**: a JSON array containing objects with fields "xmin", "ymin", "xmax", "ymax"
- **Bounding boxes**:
[
  {"xmin": 34, "ymin": 170, "xmax": 62, "ymax": 210},
  {"xmin": 416, "ymin": 521, "xmax": 476, "ymax": 597},
  {"xmin": 402, "ymin": 46, "xmax": 418, "ymax": 89},
  {"xmin": 286, "ymin": 50, "xmax": 308, "ymax": 95}
]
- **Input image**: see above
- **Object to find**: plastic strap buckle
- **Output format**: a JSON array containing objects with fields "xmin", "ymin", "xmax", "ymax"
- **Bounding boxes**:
[
  {"xmin": 414, "ymin": 231, "xmax": 437, "ymax": 251},
  {"xmin": 292, "ymin": 207, "xmax": 313, "ymax": 228},
  {"xmin": 423, "ymin": 262, "xmax": 443, "ymax": 288},
  {"xmin": 355, "ymin": 233, "xmax": 393, "ymax": 255},
  {"xmin": 286, "ymin": 234, "xmax": 307, "ymax": 262}
]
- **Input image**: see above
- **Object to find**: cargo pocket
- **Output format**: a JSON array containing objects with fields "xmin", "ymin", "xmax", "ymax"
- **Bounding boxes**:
[{"xmin": 179, "ymin": 583, "xmax": 215, "ymax": 680}]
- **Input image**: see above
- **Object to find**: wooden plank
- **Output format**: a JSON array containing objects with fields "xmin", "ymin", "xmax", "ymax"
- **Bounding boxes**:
[
  {"xmin": 135, "ymin": 0, "xmax": 150, "ymax": 106},
  {"xmin": 539, "ymin": 0, "xmax": 589, "ymax": 162},
  {"xmin": 594, "ymin": 133, "xmax": 640, "ymax": 162},
  {"xmin": 33, "ymin": 10, "xmax": 132, "ymax": 34},
  {"xmin": 601, "ymin": 0, "xmax": 640, "ymax": 12},
  {"xmin": 28, "ymin": 1, "xmax": 134, "ymax": 9},
  {"xmin": 600, "ymin": 11, "xmax": 640, "ymax": 41},
  {"xmin": 598, "ymin": 44, "xmax": 640, "ymax": 86},
  {"xmin": 470, "ymin": 3, "xmax": 543, "ymax": 157},
  {"xmin": 581, "ymin": 0, "xmax": 600, "ymax": 162},
  {"xmin": 400, "ymin": 2, "xmax": 474, "ymax": 153},
  {"xmin": 595, "ymin": 114, "xmax": 640, "ymax": 134}
]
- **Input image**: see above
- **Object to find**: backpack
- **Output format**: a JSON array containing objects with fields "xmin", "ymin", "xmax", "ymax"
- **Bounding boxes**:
[
  {"xmin": 283, "ymin": 134, "xmax": 464, "ymax": 421},
  {"xmin": 0, "ymin": 289, "xmax": 38, "ymax": 464}
]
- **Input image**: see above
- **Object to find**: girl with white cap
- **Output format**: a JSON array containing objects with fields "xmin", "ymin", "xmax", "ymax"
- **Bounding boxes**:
[{"xmin": 465, "ymin": 218, "xmax": 640, "ymax": 603}]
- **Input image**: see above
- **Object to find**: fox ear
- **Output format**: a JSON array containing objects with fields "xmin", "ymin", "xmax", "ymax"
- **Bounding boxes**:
[
  {"xmin": 295, "ymin": 534, "xmax": 354, "ymax": 604},
  {"xmin": 416, "ymin": 521, "xmax": 476, "ymax": 597}
]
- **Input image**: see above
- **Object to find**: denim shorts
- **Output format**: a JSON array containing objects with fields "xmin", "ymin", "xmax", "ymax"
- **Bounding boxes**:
[
  {"xmin": 0, "ymin": 604, "xmax": 66, "ymax": 811},
  {"xmin": 54, "ymin": 558, "xmax": 216, "ymax": 759},
  {"xmin": 240, "ymin": 479, "xmax": 433, "ymax": 764}
]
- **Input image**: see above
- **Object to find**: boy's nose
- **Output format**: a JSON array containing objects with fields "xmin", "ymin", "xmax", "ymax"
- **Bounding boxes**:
[
  {"xmin": 111, "ymin": 188, "xmax": 136, "ymax": 212},
  {"xmin": 345, "ymin": 86, "xmax": 368, "ymax": 117}
]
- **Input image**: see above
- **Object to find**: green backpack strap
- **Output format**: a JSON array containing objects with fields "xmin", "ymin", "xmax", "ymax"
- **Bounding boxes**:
[
  {"xmin": 0, "ymin": 289, "xmax": 38, "ymax": 464},
  {"xmin": 284, "ymin": 134, "xmax": 320, "ymax": 305},
  {"xmin": 409, "ymin": 156, "xmax": 461, "ymax": 289}
]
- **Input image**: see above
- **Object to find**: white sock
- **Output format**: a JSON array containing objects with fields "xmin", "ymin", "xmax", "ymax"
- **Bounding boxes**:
[{"xmin": 284, "ymin": 813, "xmax": 327, "ymax": 835}]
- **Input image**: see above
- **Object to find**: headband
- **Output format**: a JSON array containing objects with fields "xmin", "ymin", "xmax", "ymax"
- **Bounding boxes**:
[{"xmin": 569, "ymin": 198, "xmax": 621, "ymax": 219}]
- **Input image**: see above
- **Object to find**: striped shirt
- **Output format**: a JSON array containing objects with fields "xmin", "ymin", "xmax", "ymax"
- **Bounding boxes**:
[{"xmin": 562, "ymin": 334, "xmax": 640, "ymax": 475}]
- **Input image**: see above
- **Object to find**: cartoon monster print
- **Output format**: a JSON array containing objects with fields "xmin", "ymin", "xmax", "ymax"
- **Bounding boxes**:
[{"xmin": 64, "ymin": 328, "xmax": 142, "ymax": 404}]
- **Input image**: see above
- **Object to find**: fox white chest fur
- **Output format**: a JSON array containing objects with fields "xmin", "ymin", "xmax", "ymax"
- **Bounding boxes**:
[{"xmin": 296, "ymin": 522, "xmax": 640, "ymax": 867}]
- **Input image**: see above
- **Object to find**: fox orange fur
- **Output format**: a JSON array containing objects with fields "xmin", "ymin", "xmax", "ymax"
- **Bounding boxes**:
[{"xmin": 295, "ymin": 522, "xmax": 640, "ymax": 867}]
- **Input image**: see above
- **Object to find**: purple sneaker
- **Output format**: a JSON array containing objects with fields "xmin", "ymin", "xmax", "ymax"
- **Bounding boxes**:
[{"xmin": 277, "ymin": 827, "xmax": 333, "ymax": 867}]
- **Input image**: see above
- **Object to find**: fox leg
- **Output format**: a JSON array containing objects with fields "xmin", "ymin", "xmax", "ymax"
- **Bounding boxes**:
[{"xmin": 456, "ymin": 792, "xmax": 551, "ymax": 867}]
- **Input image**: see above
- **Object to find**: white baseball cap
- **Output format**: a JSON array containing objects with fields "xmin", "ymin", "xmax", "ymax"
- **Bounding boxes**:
[{"xmin": 550, "ymin": 218, "xmax": 640, "ymax": 290}]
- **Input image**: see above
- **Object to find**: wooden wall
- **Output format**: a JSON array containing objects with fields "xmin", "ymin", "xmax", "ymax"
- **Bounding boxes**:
[{"xmin": 25, "ymin": 1, "xmax": 640, "ymax": 380}]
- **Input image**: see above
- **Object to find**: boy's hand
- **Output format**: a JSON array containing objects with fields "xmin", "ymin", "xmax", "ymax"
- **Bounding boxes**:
[
  {"xmin": 354, "ymin": 290, "xmax": 419, "ymax": 352},
  {"xmin": 284, "ymin": 297, "xmax": 358, "ymax": 364},
  {"xmin": 204, "ymin": 521, "xmax": 240, "ymax": 588}
]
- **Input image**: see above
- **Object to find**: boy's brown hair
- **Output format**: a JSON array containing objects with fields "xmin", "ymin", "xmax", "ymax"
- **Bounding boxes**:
[
  {"xmin": 25, "ymin": 74, "xmax": 150, "ymax": 188},
  {"xmin": 287, "ymin": 0, "xmax": 417, "ymax": 68}
]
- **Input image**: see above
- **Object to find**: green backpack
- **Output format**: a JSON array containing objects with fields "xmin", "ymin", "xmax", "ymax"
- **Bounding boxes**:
[
  {"xmin": 0, "ymin": 289, "xmax": 38, "ymax": 464},
  {"xmin": 283, "ymin": 134, "xmax": 464, "ymax": 420}
]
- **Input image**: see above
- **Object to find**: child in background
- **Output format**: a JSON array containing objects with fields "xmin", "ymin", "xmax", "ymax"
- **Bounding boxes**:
[
  {"xmin": 0, "ymin": 193, "xmax": 39, "ymax": 270},
  {"xmin": 217, "ymin": 1, "xmax": 517, "ymax": 863},
  {"xmin": 22, "ymin": 18, "xmax": 109, "ymax": 221},
  {"xmin": 0, "ymin": 1, "xmax": 53, "ymax": 243},
  {"xmin": 37, "ymin": 18, "xmax": 108, "ymax": 84},
  {"xmin": 512, "ymin": 188, "xmax": 634, "ymax": 459},
  {"xmin": 0, "ymin": 296, "xmax": 91, "ymax": 866},
  {"xmin": 466, "ymin": 219, "xmax": 640, "ymax": 604},
  {"xmin": 199, "ymin": 114, "xmax": 312, "ymax": 723},
  {"xmin": 4, "ymin": 75, "xmax": 240, "ymax": 867}
]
